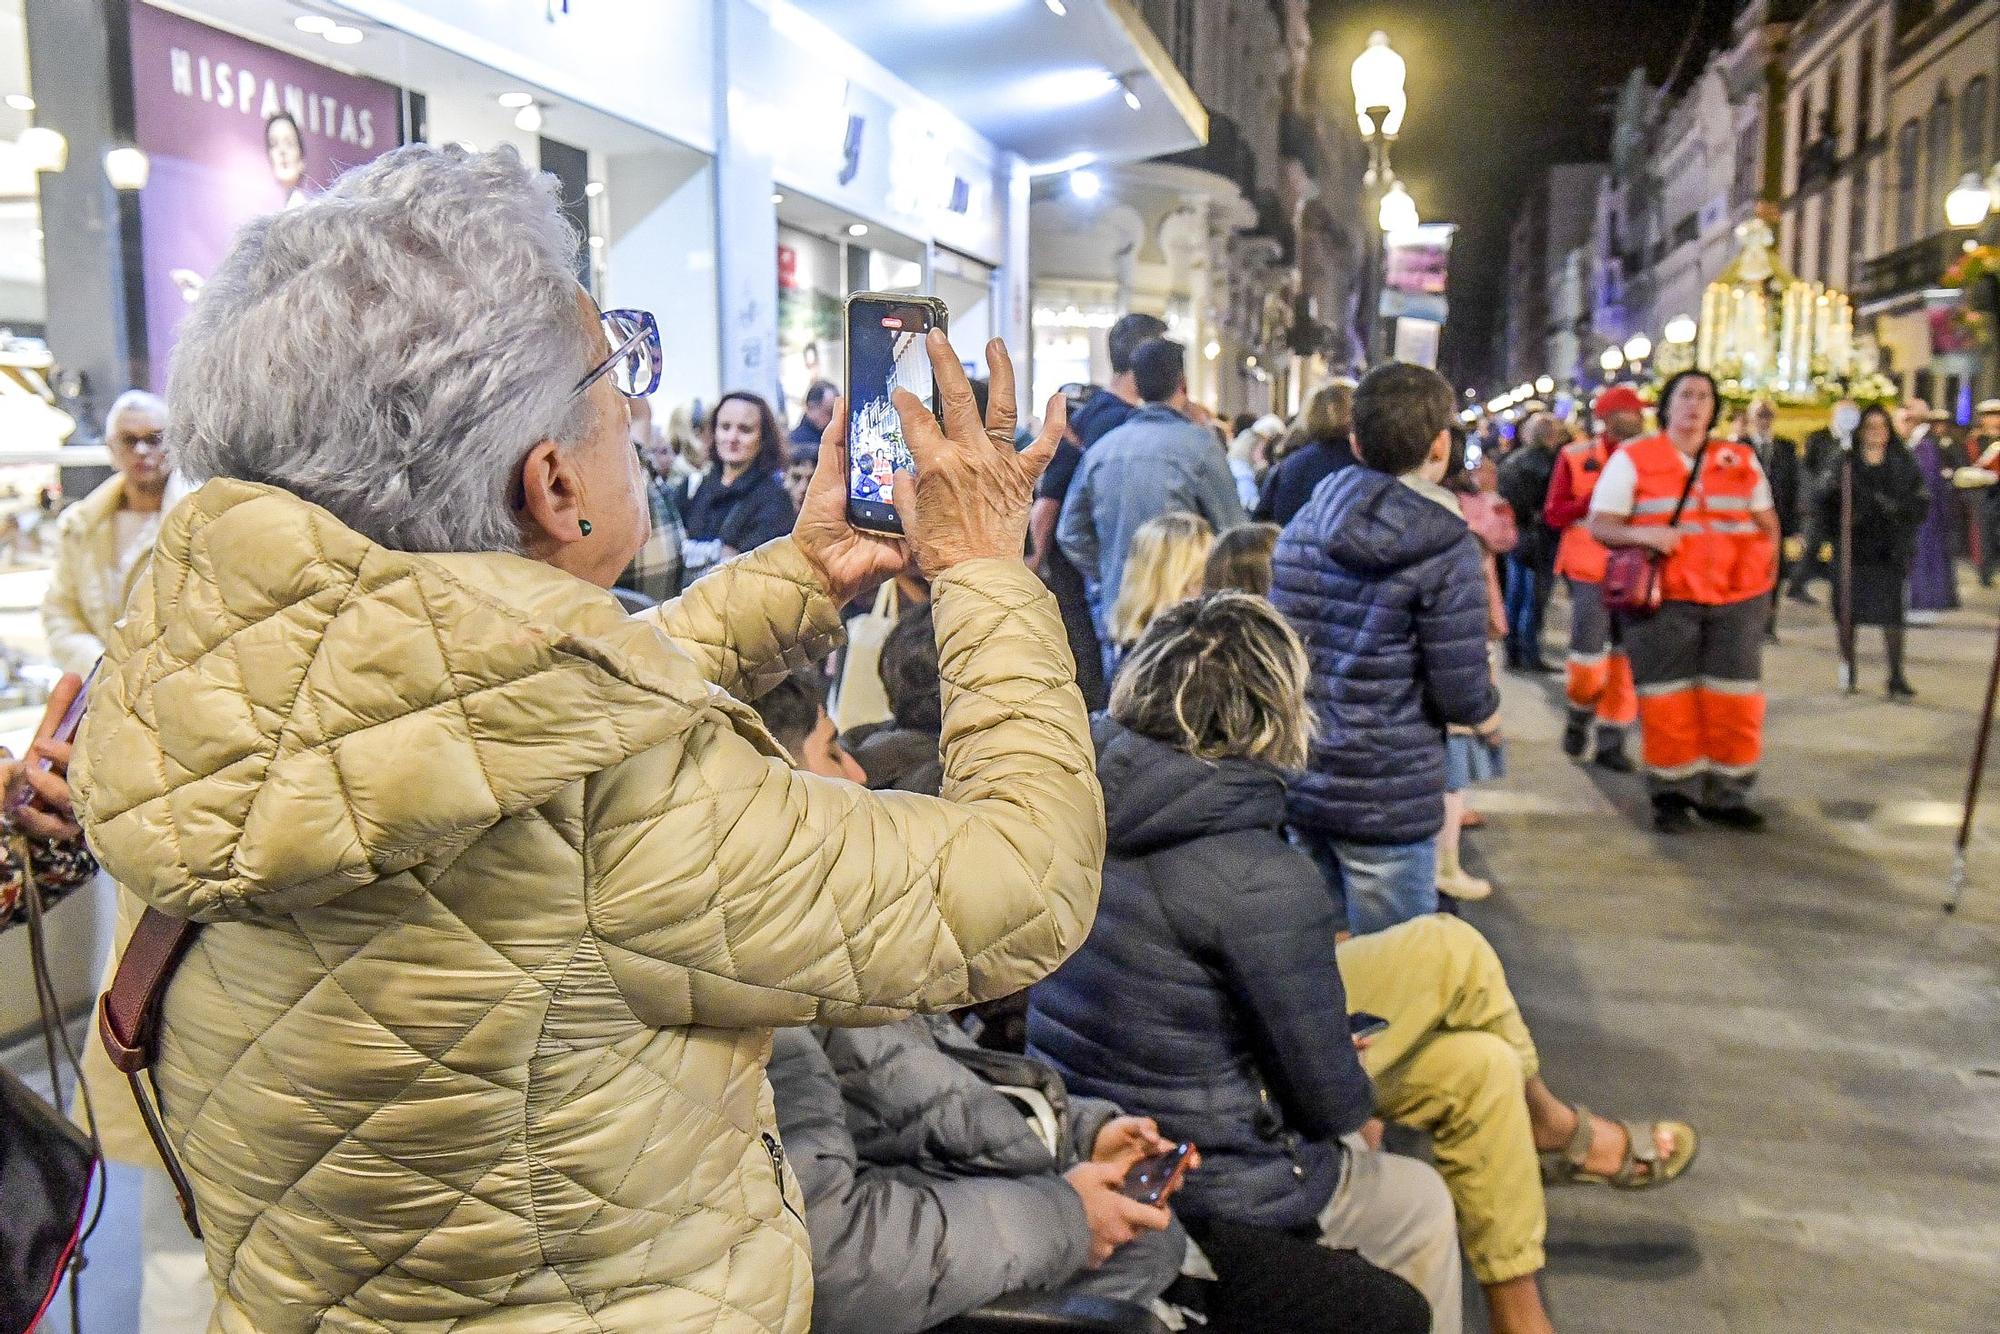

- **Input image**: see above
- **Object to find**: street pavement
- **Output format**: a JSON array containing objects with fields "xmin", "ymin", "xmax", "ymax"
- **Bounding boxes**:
[{"xmin": 1459, "ymin": 578, "xmax": 2000, "ymax": 1332}]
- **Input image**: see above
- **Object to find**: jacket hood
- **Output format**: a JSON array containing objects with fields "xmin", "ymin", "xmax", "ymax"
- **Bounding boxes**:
[
  {"xmin": 1310, "ymin": 465, "xmax": 1469, "ymax": 576},
  {"xmin": 74, "ymin": 478, "xmax": 750, "ymax": 922},
  {"xmin": 1092, "ymin": 717, "xmax": 1286, "ymax": 857}
]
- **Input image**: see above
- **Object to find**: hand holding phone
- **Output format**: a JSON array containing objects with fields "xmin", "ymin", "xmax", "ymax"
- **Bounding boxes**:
[
  {"xmin": 1348, "ymin": 1011, "xmax": 1390, "ymax": 1041},
  {"xmin": 6, "ymin": 669, "xmax": 91, "ymax": 841},
  {"xmin": 1117, "ymin": 1142, "xmax": 1195, "ymax": 1206}
]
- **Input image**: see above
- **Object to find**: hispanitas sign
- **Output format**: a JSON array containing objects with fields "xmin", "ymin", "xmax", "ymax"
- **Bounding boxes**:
[{"xmin": 128, "ymin": 0, "xmax": 404, "ymax": 389}]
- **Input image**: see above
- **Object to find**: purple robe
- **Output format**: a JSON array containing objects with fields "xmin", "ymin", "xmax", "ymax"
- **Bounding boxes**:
[{"xmin": 1909, "ymin": 433, "xmax": 1960, "ymax": 612}]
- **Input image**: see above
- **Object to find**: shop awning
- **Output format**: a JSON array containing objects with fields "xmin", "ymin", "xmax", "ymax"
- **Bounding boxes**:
[{"xmin": 785, "ymin": 0, "xmax": 1205, "ymax": 171}]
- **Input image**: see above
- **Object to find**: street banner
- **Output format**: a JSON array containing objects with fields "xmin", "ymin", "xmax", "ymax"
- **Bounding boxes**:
[
  {"xmin": 129, "ymin": 2, "xmax": 404, "ymax": 390},
  {"xmin": 1384, "ymin": 222, "xmax": 1454, "ymax": 297}
]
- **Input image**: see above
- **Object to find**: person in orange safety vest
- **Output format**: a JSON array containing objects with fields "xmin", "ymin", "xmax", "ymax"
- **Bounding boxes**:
[
  {"xmin": 1542, "ymin": 385, "xmax": 1647, "ymax": 772},
  {"xmin": 1587, "ymin": 370, "xmax": 1780, "ymax": 835}
]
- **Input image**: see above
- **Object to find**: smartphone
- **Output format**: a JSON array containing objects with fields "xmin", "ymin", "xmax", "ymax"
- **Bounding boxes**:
[
  {"xmin": 1348, "ymin": 1011, "xmax": 1390, "ymax": 1041},
  {"xmin": 1118, "ymin": 1142, "xmax": 1194, "ymax": 1206},
  {"xmin": 11, "ymin": 666, "xmax": 93, "ymax": 815},
  {"xmin": 844, "ymin": 292, "xmax": 947, "ymax": 534}
]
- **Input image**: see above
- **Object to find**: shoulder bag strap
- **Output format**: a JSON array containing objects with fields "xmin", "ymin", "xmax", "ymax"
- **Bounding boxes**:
[
  {"xmin": 1666, "ymin": 441, "xmax": 1711, "ymax": 526},
  {"xmin": 98, "ymin": 907, "xmax": 204, "ymax": 1237}
]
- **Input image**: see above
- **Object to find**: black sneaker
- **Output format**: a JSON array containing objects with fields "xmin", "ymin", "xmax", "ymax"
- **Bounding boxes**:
[
  {"xmin": 1887, "ymin": 677, "xmax": 1917, "ymax": 701},
  {"xmin": 1593, "ymin": 742, "xmax": 1635, "ymax": 773},
  {"xmin": 1562, "ymin": 720, "xmax": 1589, "ymax": 758},
  {"xmin": 1652, "ymin": 795, "xmax": 1697, "ymax": 834},
  {"xmin": 1697, "ymin": 802, "xmax": 1767, "ymax": 832}
]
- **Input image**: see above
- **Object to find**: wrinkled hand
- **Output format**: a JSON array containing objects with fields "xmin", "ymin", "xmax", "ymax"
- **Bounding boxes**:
[
  {"xmin": 5, "ymin": 672, "xmax": 84, "ymax": 841},
  {"xmin": 890, "ymin": 332, "xmax": 1065, "ymax": 576},
  {"xmin": 792, "ymin": 398, "xmax": 910, "ymax": 606},
  {"xmin": 1063, "ymin": 1160, "xmax": 1172, "ymax": 1269}
]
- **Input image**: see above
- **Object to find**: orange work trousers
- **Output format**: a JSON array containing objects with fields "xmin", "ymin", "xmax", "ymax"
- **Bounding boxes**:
[
  {"xmin": 1564, "ymin": 578, "xmax": 1636, "ymax": 737},
  {"xmin": 1619, "ymin": 594, "xmax": 1766, "ymax": 806}
]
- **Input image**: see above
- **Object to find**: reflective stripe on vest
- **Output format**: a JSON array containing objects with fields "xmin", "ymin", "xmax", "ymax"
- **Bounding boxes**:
[
  {"xmin": 1617, "ymin": 434, "xmax": 1776, "ymax": 605},
  {"xmin": 1554, "ymin": 437, "xmax": 1614, "ymax": 583}
]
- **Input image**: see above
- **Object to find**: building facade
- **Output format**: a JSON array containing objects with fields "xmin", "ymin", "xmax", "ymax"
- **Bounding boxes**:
[
  {"xmin": 1028, "ymin": 0, "xmax": 1369, "ymax": 416},
  {"xmin": 1834, "ymin": 0, "xmax": 1998, "ymax": 411}
]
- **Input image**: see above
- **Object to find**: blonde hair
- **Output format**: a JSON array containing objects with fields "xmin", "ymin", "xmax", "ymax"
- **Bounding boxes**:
[
  {"xmin": 1110, "ymin": 592, "xmax": 1314, "ymax": 770},
  {"xmin": 1111, "ymin": 512, "xmax": 1214, "ymax": 648}
]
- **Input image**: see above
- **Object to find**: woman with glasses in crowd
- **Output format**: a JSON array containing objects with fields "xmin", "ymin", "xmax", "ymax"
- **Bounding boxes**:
[{"xmin": 71, "ymin": 143, "xmax": 1102, "ymax": 1333}]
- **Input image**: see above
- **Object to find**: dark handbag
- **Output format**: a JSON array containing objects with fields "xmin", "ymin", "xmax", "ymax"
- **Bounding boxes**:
[
  {"xmin": 0, "ymin": 835, "xmax": 104, "ymax": 1334},
  {"xmin": 1603, "ymin": 441, "xmax": 1708, "ymax": 618}
]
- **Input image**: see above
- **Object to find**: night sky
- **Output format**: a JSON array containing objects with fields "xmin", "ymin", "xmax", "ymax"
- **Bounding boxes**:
[{"xmin": 1308, "ymin": 0, "xmax": 1737, "ymax": 391}]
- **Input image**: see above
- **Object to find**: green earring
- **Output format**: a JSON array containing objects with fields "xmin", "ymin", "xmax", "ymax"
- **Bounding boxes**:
[{"xmin": 578, "ymin": 519, "xmax": 593, "ymax": 536}]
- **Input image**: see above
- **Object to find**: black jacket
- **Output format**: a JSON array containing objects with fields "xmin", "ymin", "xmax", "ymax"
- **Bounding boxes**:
[
  {"xmin": 676, "ymin": 463, "xmax": 796, "ymax": 581},
  {"xmin": 1496, "ymin": 444, "xmax": 1559, "ymax": 571},
  {"xmin": 1254, "ymin": 435, "xmax": 1358, "ymax": 526},
  {"xmin": 1814, "ymin": 444, "xmax": 1931, "ymax": 567},
  {"xmin": 1029, "ymin": 720, "xmax": 1374, "ymax": 1233},
  {"xmin": 1749, "ymin": 435, "xmax": 1804, "ymax": 538},
  {"xmin": 1270, "ymin": 468, "xmax": 1499, "ymax": 845}
]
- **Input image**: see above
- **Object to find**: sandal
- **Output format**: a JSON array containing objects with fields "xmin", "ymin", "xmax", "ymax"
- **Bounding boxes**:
[{"xmin": 1540, "ymin": 1104, "xmax": 1697, "ymax": 1189}]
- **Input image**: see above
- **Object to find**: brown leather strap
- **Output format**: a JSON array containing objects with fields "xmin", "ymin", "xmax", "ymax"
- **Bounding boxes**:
[
  {"xmin": 98, "ymin": 906, "xmax": 204, "ymax": 1238},
  {"xmin": 99, "ymin": 908, "xmax": 199, "ymax": 1075}
]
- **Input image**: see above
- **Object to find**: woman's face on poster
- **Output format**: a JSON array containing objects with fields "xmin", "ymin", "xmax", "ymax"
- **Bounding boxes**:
[{"xmin": 267, "ymin": 117, "xmax": 304, "ymax": 191}]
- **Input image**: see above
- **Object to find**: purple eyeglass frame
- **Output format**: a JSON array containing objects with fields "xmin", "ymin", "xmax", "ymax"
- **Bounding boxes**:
[{"xmin": 573, "ymin": 308, "xmax": 661, "ymax": 400}]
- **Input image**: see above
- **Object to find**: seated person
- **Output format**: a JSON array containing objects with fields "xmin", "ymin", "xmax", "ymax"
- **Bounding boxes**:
[
  {"xmin": 1028, "ymin": 594, "xmax": 1698, "ymax": 1334},
  {"xmin": 840, "ymin": 605, "xmax": 944, "ymax": 793},
  {"xmin": 771, "ymin": 641, "xmax": 1431, "ymax": 1334},
  {"xmin": 750, "ymin": 666, "xmax": 867, "ymax": 785},
  {"xmin": 756, "ymin": 671, "xmax": 1186, "ymax": 1333}
]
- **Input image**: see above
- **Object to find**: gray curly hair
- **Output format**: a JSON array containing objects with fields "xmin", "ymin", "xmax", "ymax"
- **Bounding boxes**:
[{"xmin": 167, "ymin": 143, "xmax": 597, "ymax": 554}]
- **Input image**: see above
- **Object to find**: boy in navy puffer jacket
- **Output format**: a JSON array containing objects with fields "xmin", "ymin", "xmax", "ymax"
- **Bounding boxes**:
[{"xmin": 1270, "ymin": 363, "xmax": 1500, "ymax": 934}]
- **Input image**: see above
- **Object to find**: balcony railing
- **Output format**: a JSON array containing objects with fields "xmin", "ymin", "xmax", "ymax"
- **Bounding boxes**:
[{"xmin": 1855, "ymin": 231, "xmax": 1963, "ymax": 305}]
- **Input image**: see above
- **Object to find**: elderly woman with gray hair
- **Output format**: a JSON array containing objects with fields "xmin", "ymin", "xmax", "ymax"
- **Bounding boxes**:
[{"xmin": 72, "ymin": 144, "xmax": 1101, "ymax": 1332}]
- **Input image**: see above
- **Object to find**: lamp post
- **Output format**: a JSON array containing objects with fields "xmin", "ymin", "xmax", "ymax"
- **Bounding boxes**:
[
  {"xmin": 1623, "ymin": 332, "xmax": 1651, "ymax": 379},
  {"xmin": 1599, "ymin": 345, "xmax": 1624, "ymax": 379},
  {"xmin": 1944, "ymin": 163, "xmax": 1999, "ymax": 912},
  {"xmin": 1352, "ymin": 30, "xmax": 1406, "ymax": 369}
]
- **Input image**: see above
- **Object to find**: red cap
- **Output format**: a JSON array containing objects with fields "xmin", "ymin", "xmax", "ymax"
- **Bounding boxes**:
[{"xmin": 1593, "ymin": 385, "xmax": 1646, "ymax": 419}]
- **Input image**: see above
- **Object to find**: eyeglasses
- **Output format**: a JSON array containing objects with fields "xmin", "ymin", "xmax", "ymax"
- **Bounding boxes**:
[
  {"xmin": 573, "ymin": 308, "xmax": 661, "ymax": 401},
  {"xmin": 115, "ymin": 430, "xmax": 166, "ymax": 451}
]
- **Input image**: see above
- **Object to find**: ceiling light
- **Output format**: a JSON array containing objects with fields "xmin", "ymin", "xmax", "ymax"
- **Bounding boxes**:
[
  {"xmin": 1122, "ymin": 85, "xmax": 1142, "ymax": 112},
  {"xmin": 17, "ymin": 126, "xmax": 66, "ymax": 173},
  {"xmin": 1045, "ymin": 0, "xmax": 1067, "ymax": 13},
  {"xmin": 103, "ymin": 145, "xmax": 150, "ymax": 191},
  {"xmin": 514, "ymin": 104, "xmax": 544, "ymax": 133},
  {"xmin": 497, "ymin": 92, "xmax": 534, "ymax": 109},
  {"xmin": 293, "ymin": 15, "xmax": 334, "ymax": 35},
  {"xmin": 1069, "ymin": 168, "xmax": 1101, "ymax": 200},
  {"xmin": 1203, "ymin": 339, "xmax": 1221, "ymax": 360},
  {"xmin": 588, "ymin": 235, "xmax": 604, "ymax": 249},
  {"xmin": 323, "ymin": 24, "xmax": 364, "ymax": 45},
  {"xmin": 771, "ymin": 191, "xmax": 784, "ymax": 204},
  {"xmin": 584, "ymin": 181, "xmax": 605, "ymax": 198},
  {"xmin": 1245, "ymin": 355, "xmax": 1258, "ymax": 369},
  {"xmin": 5, "ymin": 94, "xmax": 33, "ymax": 112},
  {"xmin": 847, "ymin": 223, "xmax": 868, "ymax": 237}
]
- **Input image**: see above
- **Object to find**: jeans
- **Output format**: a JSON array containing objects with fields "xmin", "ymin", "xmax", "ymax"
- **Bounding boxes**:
[
  {"xmin": 1297, "ymin": 829, "xmax": 1438, "ymax": 935},
  {"xmin": 1502, "ymin": 556, "xmax": 1548, "ymax": 662}
]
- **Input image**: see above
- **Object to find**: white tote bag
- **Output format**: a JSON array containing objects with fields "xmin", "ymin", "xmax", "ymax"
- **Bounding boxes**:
[{"xmin": 831, "ymin": 580, "xmax": 900, "ymax": 732}]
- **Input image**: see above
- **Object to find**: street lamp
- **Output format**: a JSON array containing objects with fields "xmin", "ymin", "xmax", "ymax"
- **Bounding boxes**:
[
  {"xmin": 1600, "ymin": 346, "xmax": 1624, "ymax": 374},
  {"xmin": 1664, "ymin": 314, "xmax": 1697, "ymax": 345},
  {"xmin": 1946, "ymin": 171, "xmax": 1995, "ymax": 229},
  {"xmin": 1535, "ymin": 374, "xmax": 1555, "ymax": 394},
  {"xmin": 1352, "ymin": 30, "xmax": 1407, "ymax": 369},
  {"xmin": 1623, "ymin": 333, "xmax": 1651, "ymax": 368},
  {"xmin": 1378, "ymin": 179, "xmax": 1418, "ymax": 234}
]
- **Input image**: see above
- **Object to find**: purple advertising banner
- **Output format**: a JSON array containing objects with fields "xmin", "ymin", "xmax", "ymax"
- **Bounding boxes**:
[{"xmin": 129, "ymin": 2, "xmax": 403, "ymax": 389}]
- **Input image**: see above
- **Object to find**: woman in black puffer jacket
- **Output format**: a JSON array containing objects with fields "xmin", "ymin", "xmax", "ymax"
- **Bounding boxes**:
[{"xmin": 1029, "ymin": 594, "xmax": 1698, "ymax": 1334}]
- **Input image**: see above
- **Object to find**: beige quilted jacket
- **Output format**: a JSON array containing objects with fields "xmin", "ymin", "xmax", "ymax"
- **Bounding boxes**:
[{"xmin": 73, "ymin": 479, "xmax": 1103, "ymax": 1332}]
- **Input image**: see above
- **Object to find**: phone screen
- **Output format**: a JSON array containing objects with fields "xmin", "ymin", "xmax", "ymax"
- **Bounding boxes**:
[{"xmin": 846, "ymin": 295, "xmax": 943, "ymax": 533}]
